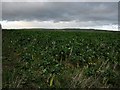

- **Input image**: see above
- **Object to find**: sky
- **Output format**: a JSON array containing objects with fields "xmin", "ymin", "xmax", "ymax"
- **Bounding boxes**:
[{"xmin": 0, "ymin": 0, "xmax": 119, "ymax": 31}]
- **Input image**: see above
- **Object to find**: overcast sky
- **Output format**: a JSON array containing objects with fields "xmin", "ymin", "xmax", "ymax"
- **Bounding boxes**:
[{"xmin": 0, "ymin": 1, "xmax": 119, "ymax": 30}]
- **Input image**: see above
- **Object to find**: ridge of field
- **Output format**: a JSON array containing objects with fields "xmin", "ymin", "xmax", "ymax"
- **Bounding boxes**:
[{"xmin": 2, "ymin": 28, "xmax": 119, "ymax": 32}]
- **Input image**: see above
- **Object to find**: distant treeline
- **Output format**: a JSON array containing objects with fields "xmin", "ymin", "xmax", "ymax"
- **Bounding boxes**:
[{"xmin": 2, "ymin": 28, "xmax": 119, "ymax": 32}]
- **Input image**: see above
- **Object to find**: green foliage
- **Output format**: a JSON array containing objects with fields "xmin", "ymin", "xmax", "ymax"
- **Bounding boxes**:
[{"xmin": 2, "ymin": 30, "xmax": 120, "ymax": 88}]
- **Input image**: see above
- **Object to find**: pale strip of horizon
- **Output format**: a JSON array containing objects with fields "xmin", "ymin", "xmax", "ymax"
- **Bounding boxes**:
[{"xmin": 1, "ymin": 20, "xmax": 118, "ymax": 31}]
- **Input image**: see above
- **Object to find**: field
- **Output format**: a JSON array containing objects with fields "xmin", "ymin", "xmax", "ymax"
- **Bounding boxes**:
[{"xmin": 2, "ymin": 29, "xmax": 120, "ymax": 88}]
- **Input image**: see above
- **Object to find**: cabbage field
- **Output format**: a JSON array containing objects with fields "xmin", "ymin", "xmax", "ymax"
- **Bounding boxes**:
[{"xmin": 2, "ymin": 29, "xmax": 120, "ymax": 88}]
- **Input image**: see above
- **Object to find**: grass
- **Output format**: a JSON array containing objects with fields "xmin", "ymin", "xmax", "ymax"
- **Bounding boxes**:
[{"xmin": 2, "ymin": 29, "xmax": 120, "ymax": 88}]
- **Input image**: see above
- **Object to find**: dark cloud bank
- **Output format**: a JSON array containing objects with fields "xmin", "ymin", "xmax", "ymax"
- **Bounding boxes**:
[{"xmin": 2, "ymin": 2, "xmax": 118, "ymax": 24}]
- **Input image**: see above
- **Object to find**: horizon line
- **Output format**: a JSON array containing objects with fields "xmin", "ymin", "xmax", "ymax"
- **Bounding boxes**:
[{"xmin": 2, "ymin": 28, "xmax": 119, "ymax": 32}]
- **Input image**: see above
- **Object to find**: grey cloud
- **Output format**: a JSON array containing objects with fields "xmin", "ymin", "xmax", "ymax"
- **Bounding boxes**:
[
  {"xmin": 2, "ymin": 2, "xmax": 118, "ymax": 25},
  {"xmin": 2, "ymin": 0, "xmax": 120, "ymax": 2}
]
